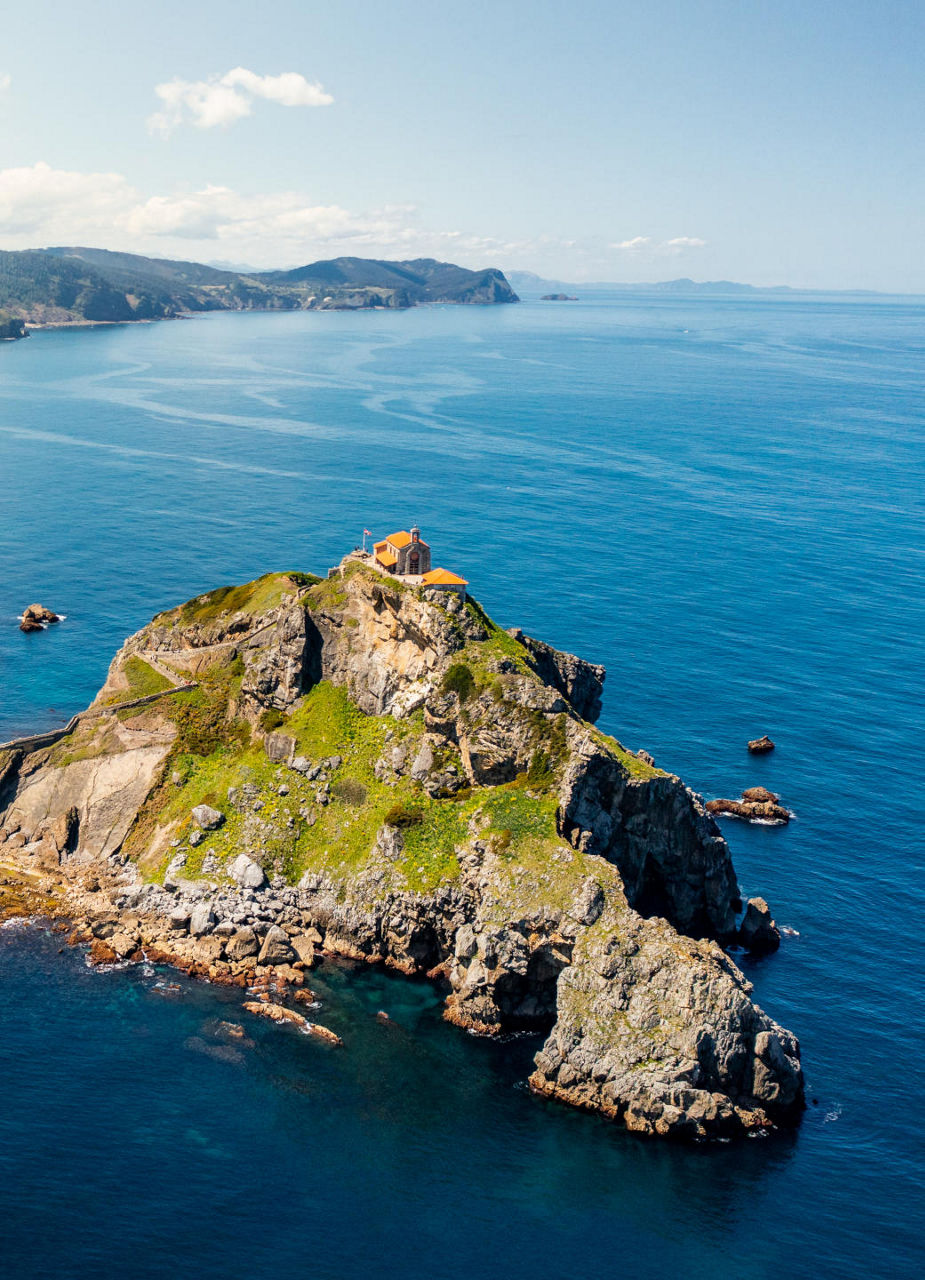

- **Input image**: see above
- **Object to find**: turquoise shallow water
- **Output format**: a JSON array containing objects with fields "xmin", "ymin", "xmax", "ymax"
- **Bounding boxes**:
[{"xmin": 1, "ymin": 294, "xmax": 923, "ymax": 1277}]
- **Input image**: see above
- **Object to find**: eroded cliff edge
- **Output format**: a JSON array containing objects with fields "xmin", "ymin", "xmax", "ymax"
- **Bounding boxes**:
[{"xmin": 0, "ymin": 561, "xmax": 802, "ymax": 1139}]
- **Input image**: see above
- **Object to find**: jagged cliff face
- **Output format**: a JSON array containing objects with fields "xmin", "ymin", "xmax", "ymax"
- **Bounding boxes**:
[{"xmin": 0, "ymin": 562, "xmax": 802, "ymax": 1140}]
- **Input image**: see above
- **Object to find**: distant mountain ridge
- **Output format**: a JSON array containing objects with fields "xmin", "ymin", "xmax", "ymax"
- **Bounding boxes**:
[
  {"xmin": 507, "ymin": 270, "xmax": 886, "ymax": 296},
  {"xmin": 0, "ymin": 248, "xmax": 518, "ymax": 330}
]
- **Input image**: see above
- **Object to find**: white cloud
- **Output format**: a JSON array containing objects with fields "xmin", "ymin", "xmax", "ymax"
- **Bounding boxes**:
[
  {"xmin": 0, "ymin": 161, "xmax": 136, "ymax": 237},
  {"xmin": 222, "ymin": 68, "xmax": 333, "ymax": 107},
  {"xmin": 0, "ymin": 164, "xmax": 713, "ymax": 282},
  {"xmin": 0, "ymin": 73, "xmax": 11, "ymax": 92},
  {"xmin": 0, "ymin": 161, "xmax": 537, "ymax": 269},
  {"xmin": 149, "ymin": 67, "xmax": 333, "ymax": 136},
  {"xmin": 611, "ymin": 234, "xmax": 707, "ymax": 255}
]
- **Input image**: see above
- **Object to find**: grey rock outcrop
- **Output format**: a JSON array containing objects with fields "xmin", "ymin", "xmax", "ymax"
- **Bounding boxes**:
[
  {"xmin": 189, "ymin": 901, "xmax": 214, "ymax": 938},
  {"xmin": 192, "ymin": 804, "xmax": 224, "ymax": 830},
  {"xmin": 228, "ymin": 854, "xmax": 266, "ymax": 890},
  {"xmin": 557, "ymin": 726, "xmax": 739, "ymax": 938},
  {"xmin": 510, "ymin": 629, "xmax": 605, "ymax": 723},
  {"xmin": 528, "ymin": 905, "xmax": 802, "ymax": 1139},
  {"xmin": 264, "ymin": 732, "xmax": 296, "ymax": 763}
]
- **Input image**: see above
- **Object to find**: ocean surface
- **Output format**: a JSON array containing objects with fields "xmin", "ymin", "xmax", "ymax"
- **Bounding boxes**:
[{"xmin": 1, "ymin": 291, "xmax": 923, "ymax": 1278}]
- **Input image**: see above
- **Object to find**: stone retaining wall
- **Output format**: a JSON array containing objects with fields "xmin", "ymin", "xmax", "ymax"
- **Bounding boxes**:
[{"xmin": 0, "ymin": 682, "xmax": 196, "ymax": 756}]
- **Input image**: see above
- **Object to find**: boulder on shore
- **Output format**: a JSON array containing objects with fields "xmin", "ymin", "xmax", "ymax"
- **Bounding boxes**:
[
  {"xmin": 748, "ymin": 735, "xmax": 775, "ymax": 754},
  {"xmin": 228, "ymin": 853, "xmax": 266, "ymax": 889},
  {"xmin": 257, "ymin": 924, "xmax": 297, "ymax": 965}
]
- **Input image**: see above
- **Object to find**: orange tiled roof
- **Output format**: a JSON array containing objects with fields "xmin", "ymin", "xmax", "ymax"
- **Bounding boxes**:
[
  {"xmin": 377, "ymin": 550, "xmax": 398, "ymax": 568},
  {"xmin": 386, "ymin": 530, "xmax": 412, "ymax": 549},
  {"xmin": 422, "ymin": 568, "xmax": 468, "ymax": 586}
]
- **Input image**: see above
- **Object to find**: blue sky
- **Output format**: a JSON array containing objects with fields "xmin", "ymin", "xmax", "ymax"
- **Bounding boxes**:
[{"xmin": 0, "ymin": 0, "xmax": 922, "ymax": 288}]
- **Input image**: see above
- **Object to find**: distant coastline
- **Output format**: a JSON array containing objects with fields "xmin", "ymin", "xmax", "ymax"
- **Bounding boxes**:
[
  {"xmin": 0, "ymin": 249, "xmax": 519, "ymax": 338},
  {"xmin": 507, "ymin": 269, "xmax": 922, "ymax": 299}
]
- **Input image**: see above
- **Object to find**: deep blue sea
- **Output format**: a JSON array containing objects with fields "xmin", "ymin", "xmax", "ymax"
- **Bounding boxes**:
[{"xmin": 1, "ymin": 292, "xmax": 923, "ymax": 1278}]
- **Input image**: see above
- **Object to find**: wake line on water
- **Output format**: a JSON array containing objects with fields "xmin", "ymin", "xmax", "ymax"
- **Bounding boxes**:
[{"xmin": 0, "ymin": 425, "xmax": 329, "ymax": 482}]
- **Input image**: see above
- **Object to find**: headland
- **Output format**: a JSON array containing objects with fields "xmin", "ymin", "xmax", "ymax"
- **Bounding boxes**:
[{"xmin": 0, "ymin": 532, "xmax": 802, "ymax": 1141}]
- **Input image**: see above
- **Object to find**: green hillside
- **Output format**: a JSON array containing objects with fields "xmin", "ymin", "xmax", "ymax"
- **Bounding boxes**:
[{"xmin": 0, "ymin": 247, "xmax": 519, "ymax": 331}]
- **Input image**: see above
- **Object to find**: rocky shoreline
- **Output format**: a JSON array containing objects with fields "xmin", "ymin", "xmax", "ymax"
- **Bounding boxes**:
[{"xmin": 0, "ymin": 561, "xmax": 804, "ymax": 1141}]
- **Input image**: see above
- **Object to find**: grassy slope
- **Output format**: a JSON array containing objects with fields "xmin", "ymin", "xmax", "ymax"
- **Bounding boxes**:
[
  {"xmin": 113, "ymin": 565, "xmax": 661, "ymax": 909},
  {"xmin": 104, "ymin": 656, "xmax": 173, "ymax": 704},
  {"xmin": 132, "ymin": 681, "xmax": 563, "ymax": 898},
  {"xmin": 154, "ymin": 571, "xmax": 320, "ymax": 628}
]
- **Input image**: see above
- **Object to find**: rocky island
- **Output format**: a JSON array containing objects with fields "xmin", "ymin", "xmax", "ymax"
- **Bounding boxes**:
[
  {"xmin": 0, "ymin": 556, "xmax": 802, "ymax": 1140},
  {"xmin": 707, "ymin": 787, "xmax": 791, "ymax": 825}
]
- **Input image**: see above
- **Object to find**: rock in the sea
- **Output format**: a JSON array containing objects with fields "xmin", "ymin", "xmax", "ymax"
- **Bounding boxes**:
[
  {"xmin": 191, "ymin": 804, "xmax": 224, "ymax": 830},
  {"xmin": 243, "ymin": 1000, "xmax": 340, "ymax": 1043},
  {"xmin": 747, "ymin": 735, "xmax": 775, "ymax": 754},
  {"xmin": 738, "ymin": 897, "xmax": 781, "ymax": 953},
  {"xmin": 110, "ymin": 930, "xmax": 138, "ymax": 959},
  {"xmin": 228, "ymin": 853, "xmax": 266, "ymax": 889},
  {"xmin": 741, "ymin": 786, "xmax": 777, "ymax": 803},
  {"xmin": 306, "ymin": 1021, "xmax": 343, "ymax": 1045},
  {"xmin": 215, "ymin": 1021, "xmax": 248, "ymax": 1042},
  {"xmin": 243, "ymin": 1000, "xmax": 306, "ymax": 1028},
  {"xmin": 19, "ymin": 604, "xmax": 60, "ymax": 632},
  {"xmin": 706, "ymin": 790, "xmax": 790, "ymax": 824},
  {"xmin": 257, "ymin": 924, "xmax": 297, "ymax": 965}
]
